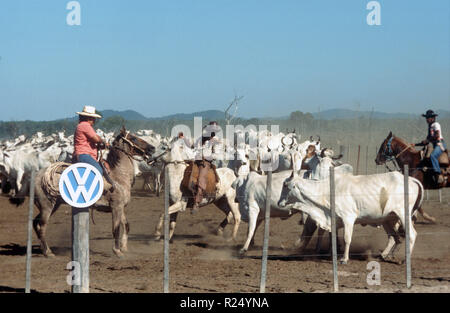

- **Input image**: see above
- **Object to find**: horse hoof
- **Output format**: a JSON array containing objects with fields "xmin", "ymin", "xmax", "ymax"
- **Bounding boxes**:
[
  {"xmin": 339, "ymin": 259, "xmax": 348, "ymax": 265},
  {"xmin": 238, "ymin": 248, "xmax": 247, "ymax": 256},
  {"xmin": 113, "ymin": 248, "xmax": 124, "ymax": 258},
  {"xmin": 154, "ymin": 235, "xmax": 161, "ymax": 241}
]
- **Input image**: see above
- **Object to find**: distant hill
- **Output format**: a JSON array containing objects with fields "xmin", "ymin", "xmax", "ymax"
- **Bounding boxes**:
[
  {"xmin": 150, "ymin": 110, "xmax": 226, "ymax": 121},
  {"xmin": 312, "ymin": 109, "xmax": 450, "ymax": 120},
  {"xmin": 99, "ymin": 109, "xmax": 148, "ymax": 120},
  {"xmin": 25, "ymin": 108, "xmax": 450, "ymax": 123}
]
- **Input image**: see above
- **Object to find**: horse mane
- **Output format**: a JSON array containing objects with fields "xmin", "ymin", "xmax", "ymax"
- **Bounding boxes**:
[{"xmin": 106, "ymin": 147, "xmax": 124, "ymax": 169}]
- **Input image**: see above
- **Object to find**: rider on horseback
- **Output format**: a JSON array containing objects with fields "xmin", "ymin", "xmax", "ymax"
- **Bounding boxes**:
[
  {"xmin": 191, "ymin": 121, "xmax": 221, "ymax": 212},
  {"xmin": 413, "ymin": 109, "xmax": 447, "ymax": 184},
  {"xmin": 73, "ymin": 105, "xmax": 117, "ymax": 191}
]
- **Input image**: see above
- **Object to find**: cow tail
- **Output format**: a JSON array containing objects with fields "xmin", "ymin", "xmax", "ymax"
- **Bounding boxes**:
[
  {"xmin": 411, "ymin": 178, "xmax": 424, "ymax": 216},
  {"xmin": 9, "ymin": 194, "xmax": 26, "ymax": 206},
  {"xmin": 8, "ymin": 185, "xmax": 28, "ymax": 207}
]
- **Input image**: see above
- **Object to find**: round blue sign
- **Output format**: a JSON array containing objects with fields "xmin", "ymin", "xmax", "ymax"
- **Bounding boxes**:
[{"xmin": 59, "ymin": 163, "xmax": 104, "ymax": 208}]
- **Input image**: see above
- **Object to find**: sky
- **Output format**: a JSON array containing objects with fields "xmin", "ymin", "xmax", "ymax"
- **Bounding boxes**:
[{"xmin": 0, "ymin": 0, "xmax": 449, "ymax": 121}]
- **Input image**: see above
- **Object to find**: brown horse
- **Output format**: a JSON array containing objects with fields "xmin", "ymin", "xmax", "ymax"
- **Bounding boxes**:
[
  {"xmin": 32, "ymin": 127, "xmax": 155, "ymax": 258},
  {"xmin": 375, "ymin": 131, "xmax": 449, "ymax": 222}
]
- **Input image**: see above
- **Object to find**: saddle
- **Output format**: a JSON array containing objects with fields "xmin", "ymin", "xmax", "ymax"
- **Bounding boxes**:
[{"xmin": 181, "ymin": 160, "xmax": 220, "ymax": 204}]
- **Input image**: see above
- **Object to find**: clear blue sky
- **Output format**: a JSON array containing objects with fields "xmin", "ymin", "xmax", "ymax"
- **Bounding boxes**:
[{"xmin": 0, "ymin": 0, "xmax": 449, "ymax": 121}]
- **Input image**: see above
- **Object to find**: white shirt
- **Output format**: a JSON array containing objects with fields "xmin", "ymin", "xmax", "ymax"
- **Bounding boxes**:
[
  {"xmin": 194, "ymin": 136, "xmax": 223, "ymax": 161},
  {"xmin": 430, "ymin": 122, "xmax": 444, "ymax": 140}
]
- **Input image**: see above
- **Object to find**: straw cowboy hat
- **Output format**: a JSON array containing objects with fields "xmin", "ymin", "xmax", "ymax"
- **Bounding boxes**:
[
  {"xmin": 422, "ymin": 109, "xmax": 438, "ymax": 118},
  {"xmin": 76, "ymin": 105, "xmax": 102, "ymax": 119}
]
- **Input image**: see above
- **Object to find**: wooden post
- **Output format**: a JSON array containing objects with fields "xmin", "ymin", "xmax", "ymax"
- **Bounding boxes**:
[
  {"xmin": 356, "ymin": 145, "xmax": 361, "ymax": 175},
  {"xmin": 25, "ymin": 171, "xmax": 35, "ymax": 293},
  {"xmin": 72, "ymin": 207, "xmax": 90, "ymax": 293},
  {"xmin": 439, "ymin": 189, "xmax": 442, "ymax": 203},
  {"xmin": 346, "ymin": 144, "xmax": 350, "ymax": 163},
  {"xmin": 365, "ymin": 145, "xmax": 369, "ymax": 175},
  {"xmin": 404, "ymin": 165, "xmax": 411, "ymax": 289},
  {"xmin": 330, "ymin": 167, "xmax": 338, "ymax": 292},
  {"xmin": 163, "ymin": 166, "xmax": 170, "ymax": 293},
  {"xmin": 260, "ymin": 170, "xmax": 273, "ymax": 293},
  {"xmin": 375, "ymin": 146, "xmax": 378, "ymax": 174}
]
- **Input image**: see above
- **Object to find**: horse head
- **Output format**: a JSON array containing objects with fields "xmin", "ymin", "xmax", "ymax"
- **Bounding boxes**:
[
  {"xmin": 375, "ymin": 131, "xmax": 394, "ymax": 165},
  {"xmin": 112, "ymin": 126, "xmax": 155, "ymax": 161}
]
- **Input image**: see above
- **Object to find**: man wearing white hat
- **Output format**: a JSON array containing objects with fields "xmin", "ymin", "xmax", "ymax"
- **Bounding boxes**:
[{"xmin": 74, "ymin": 105, "xmax": 116, "ymax": 191}]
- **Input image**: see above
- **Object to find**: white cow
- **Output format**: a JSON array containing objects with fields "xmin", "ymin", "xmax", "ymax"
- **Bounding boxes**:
[
  {"xmin": 232, "ymin": 164, "xmax": 353, "ymax": 254},
  {"xmin": 278, "ymin": 171, "xmax": 424, "ymax": 264}
]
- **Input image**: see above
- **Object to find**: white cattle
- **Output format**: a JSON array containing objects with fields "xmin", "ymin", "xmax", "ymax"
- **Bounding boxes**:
[
  {"xmin": 137, "ymin": 159, "xmax": 165, "ymax": 196},
  {"xmin": 278, "ymin": 171, "xmax": 424, "ymax": 264},
  {"xmin": 232, "ymin": 164, "xmax": 353, "ymax": 254},
  {"xmin": 152, "ymin": 139, "xmax": 241, "ymax": 241}
]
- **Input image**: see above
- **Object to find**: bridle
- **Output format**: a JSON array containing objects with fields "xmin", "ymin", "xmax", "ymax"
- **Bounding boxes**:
[
  {"xmin": 381, "ymin": 136, "xmax": 413, "ymax": 172},
  {"xmin": 112, "ymin": 131, "xmax": 152, "ymax": 162}
]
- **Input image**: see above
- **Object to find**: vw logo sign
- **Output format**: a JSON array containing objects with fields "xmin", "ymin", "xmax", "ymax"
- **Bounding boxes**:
[{"xmin": 59, "ymin": 163, "xmax": 104, "ymax": 208}]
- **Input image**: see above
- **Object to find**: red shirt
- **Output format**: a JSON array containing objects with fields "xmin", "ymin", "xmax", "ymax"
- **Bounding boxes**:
[{"xmin": 74, "ymin": 121, "xmax": 98, "ymax": 160}]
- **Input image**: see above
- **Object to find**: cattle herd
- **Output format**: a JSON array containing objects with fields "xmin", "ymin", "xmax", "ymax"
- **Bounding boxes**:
[{"xmin": 0, "ymin": 125, "xmax": 435, "ymax": 268}]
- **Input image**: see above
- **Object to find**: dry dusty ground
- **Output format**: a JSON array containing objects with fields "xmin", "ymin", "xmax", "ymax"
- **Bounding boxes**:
[{"xmin": 0, "ymin": 179, "xmax": 449, "ymax": 293}]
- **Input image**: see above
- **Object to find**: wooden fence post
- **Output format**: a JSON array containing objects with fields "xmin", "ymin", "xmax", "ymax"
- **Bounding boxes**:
[
  {"xmin": 72, "ymin": 207, "xmax": 90, "ymax": 293},
  {"xmin": 365, "ymin": 145, "xmax": 369, "ymax": 175},
  {"xmin": 260, "ymin": 170, "xmax": 273, "ymax": 293},
  {"xmin": 330, "ymin": 167, "xmax": 338, "ymax": 292},
  {"xmin": 404, "ymin": 165, "xmax": 411, "ymax": 289},
  {"xmin": 356, "ymin": 145, "xmax": 361, "ymax": 175},
  {"xmin": 163, "ymin": 166, "xmax": 170, "ymax": 293},
  {"xmin": 25, "ymin": 171, "xmax": 35, "ymax": 293}
]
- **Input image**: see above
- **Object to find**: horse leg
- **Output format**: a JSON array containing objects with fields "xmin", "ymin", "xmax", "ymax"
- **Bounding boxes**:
[
  {"xmin": 33, "ymin": 191, "xmax": 61, "ymax": 257},
  {"xmin": 112, "ymin": 204, "xmax": 124, "ymax": 258},
  {"xmin": 120, "ymin": 213, "xmax": 130, "ymax": 252},
  {"xmin": 217, "ymin": 215, "xmax": 229, "ymax": 237},
  {"xmin": 154, "ymin": 201, "xmax": 185, "ymax": 241}
]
